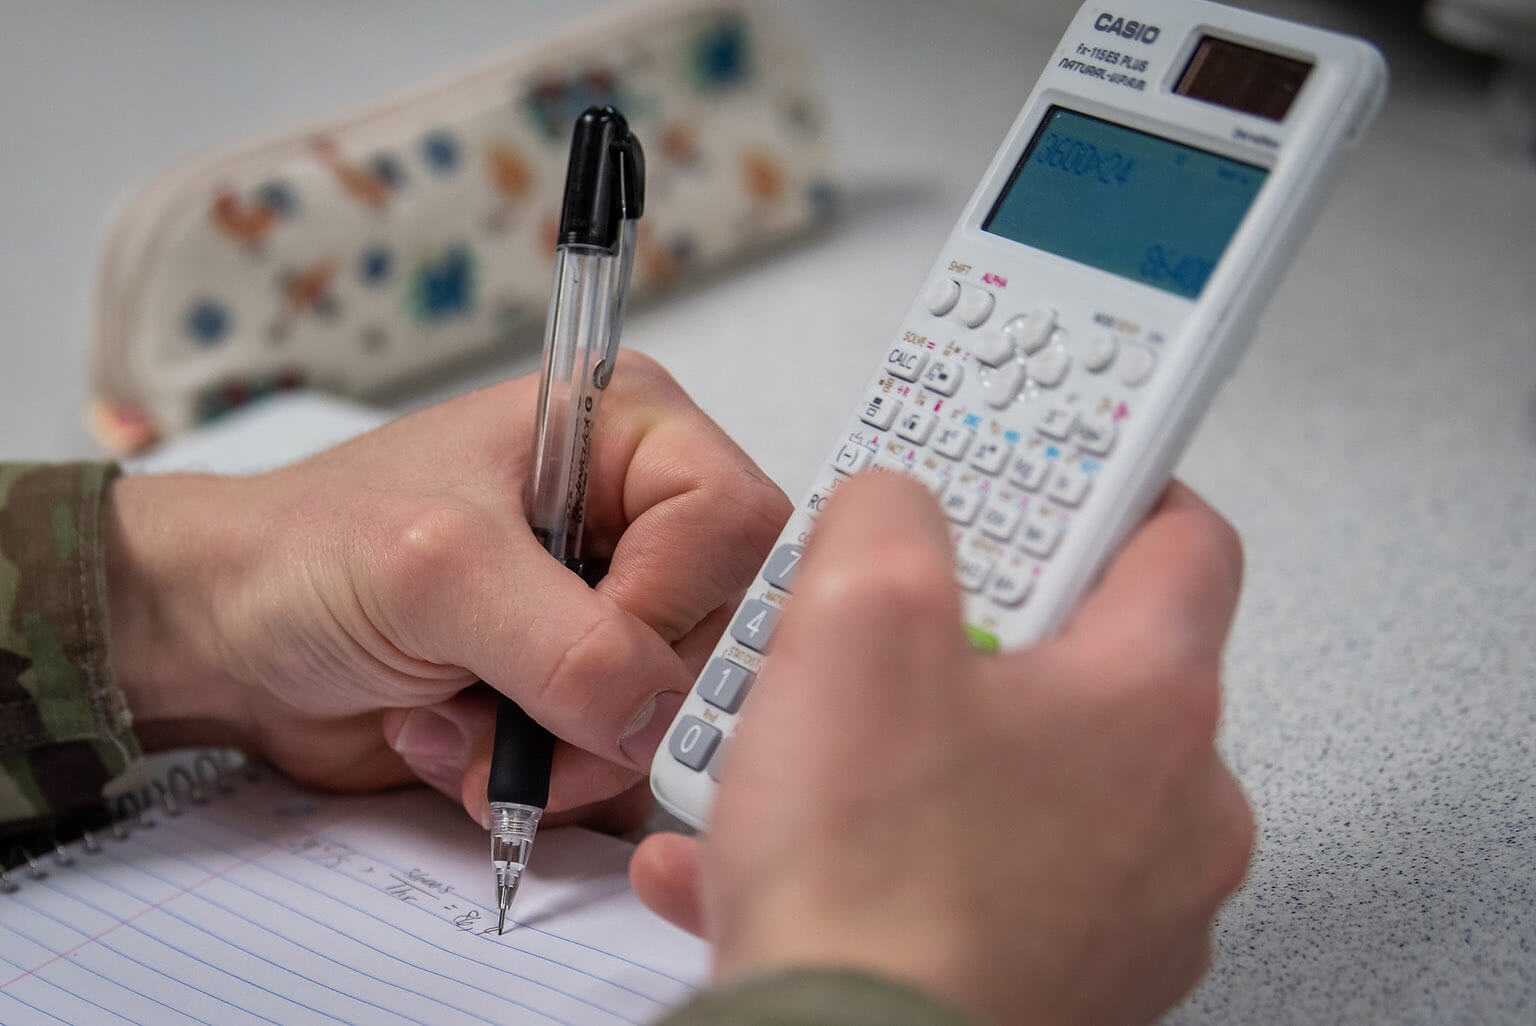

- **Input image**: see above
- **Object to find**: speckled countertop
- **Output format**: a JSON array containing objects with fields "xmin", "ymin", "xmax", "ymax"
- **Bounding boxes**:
[{"xmin": 3, "ymin": 0, "xmax": 1532, "ymax": 1021}]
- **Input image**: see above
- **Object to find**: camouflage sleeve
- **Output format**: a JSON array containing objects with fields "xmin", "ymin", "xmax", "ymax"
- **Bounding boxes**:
[
  {"xmin": 0, "ymin": 462, "xmax": 148, "ymax": 838},
  {"xmin": 656, "ymin": 969, "xmax": 978, "ymax": 1026}
]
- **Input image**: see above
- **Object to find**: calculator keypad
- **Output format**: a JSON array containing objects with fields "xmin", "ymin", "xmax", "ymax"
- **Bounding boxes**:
[{"xmin": 669, "ymin": 273, "xmax": 1161, "ymax": 778}]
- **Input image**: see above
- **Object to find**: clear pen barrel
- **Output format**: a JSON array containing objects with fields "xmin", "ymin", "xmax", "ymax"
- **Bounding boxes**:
[{"xmin": 525, "ymin": 244, "xmax": 619, "ymax": 562}]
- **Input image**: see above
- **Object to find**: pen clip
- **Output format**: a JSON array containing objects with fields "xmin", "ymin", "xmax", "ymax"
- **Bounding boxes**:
[{"xmin": 598, "ymin": 135, "xmax": 644, "ymax": 389}]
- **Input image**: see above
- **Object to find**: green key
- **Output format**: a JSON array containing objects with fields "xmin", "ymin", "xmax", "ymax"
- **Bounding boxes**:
[{"xmin": 966, "ymin": 625, "xmax": 999, "ymax": 653}]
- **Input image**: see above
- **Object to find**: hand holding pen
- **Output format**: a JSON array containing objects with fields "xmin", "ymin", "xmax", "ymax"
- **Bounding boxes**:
[{"xmin": 489, "ymin": 106, "xmax": 646, "ymax": 931}]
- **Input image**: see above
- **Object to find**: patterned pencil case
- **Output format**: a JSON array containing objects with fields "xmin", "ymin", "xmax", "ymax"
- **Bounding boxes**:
[{"xmin": 88, "ymin": 0, "xmax": 831, "ymax": 453}]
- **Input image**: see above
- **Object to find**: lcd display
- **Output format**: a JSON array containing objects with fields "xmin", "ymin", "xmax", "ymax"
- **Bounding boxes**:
[
  {"xmin": 982, "ymin": 107, "xmax": 1267, "ymax": 299},
  {"xmin": 1175, "ymin": 36, "xmax": 1312, "ymax": 122}
]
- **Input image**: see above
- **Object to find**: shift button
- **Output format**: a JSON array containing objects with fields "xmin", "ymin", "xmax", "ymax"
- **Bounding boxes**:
[{"xmin": 924, "ymin": 278, "xmax": 961, "ymax": 316}]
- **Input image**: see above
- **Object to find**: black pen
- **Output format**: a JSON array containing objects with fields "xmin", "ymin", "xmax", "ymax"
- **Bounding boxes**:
[{"xmin": 489, "ymin": 107, "xmax": 644, "ymax": 933}]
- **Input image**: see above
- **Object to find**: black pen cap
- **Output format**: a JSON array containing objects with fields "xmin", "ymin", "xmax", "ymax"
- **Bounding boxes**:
[{"xmin": 557, "ymin": 106, "xmax": 645, "ymax": 249}]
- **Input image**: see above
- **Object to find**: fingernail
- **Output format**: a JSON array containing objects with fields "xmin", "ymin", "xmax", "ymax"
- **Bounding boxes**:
[
  {"xmin": 619, "ymin": 691, "xmax": 686, "ymax": 766},
  {"xmin": 390, "ymin": 708, "xmax": 466, "ymax": 766}
]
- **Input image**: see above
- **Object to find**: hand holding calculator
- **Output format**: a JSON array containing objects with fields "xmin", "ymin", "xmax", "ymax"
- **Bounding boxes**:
[{"xmin": 652, "ymin": 0, "xmax": 1386, "ymax": 828}]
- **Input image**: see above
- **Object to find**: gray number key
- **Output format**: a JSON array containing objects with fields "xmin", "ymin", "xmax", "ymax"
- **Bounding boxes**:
[
  {"xmin": 699, "ymin": 658, "xmax": 754, "ymax": 713},
  {"xmin": 669, "ymin": 715, "xmax": 722, "ymax": 771},
  {"xmin": 729, "ymin": 598, "xmax": 781, "ymax": 652},
  {"xmin": 762, "ymin": 544, "xmax": 804, "ymax": 592}
]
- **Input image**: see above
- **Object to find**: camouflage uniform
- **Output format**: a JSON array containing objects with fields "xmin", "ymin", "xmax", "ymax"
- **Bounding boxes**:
[
  {"xmin": 0, "ymin": 462, "xmax": 148, "ymax": 850},
  {"xmin": 0, "ymin": 461, "xmax": 973, "ymax": 1026}
]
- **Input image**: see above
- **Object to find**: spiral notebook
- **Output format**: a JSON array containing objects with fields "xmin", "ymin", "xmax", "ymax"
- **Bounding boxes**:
[{"xmin": 0, "ymin": 763, "xmax": 707, "ymax": 1025}]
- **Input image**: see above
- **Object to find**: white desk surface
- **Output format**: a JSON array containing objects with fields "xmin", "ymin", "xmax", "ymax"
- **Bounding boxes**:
[{"xmin": 2, "ymin": 1, "xmax": 1533, "ymax": 1022}]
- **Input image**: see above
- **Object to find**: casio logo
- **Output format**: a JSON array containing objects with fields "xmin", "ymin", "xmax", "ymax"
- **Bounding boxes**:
[{"xmin": 1094, "ymin": 13, "xmax": 1161, "ymax": 44}]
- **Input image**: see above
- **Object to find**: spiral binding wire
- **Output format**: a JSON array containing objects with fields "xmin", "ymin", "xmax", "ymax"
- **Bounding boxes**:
[{"xmin": 2, "ymin": 750, "xmax": 258, "ymax": 889}]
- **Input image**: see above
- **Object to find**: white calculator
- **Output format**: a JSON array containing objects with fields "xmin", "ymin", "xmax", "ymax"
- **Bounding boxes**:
[{"xmin": 652, "ymin": 0, "xmax": 1386, "ymax": 828}]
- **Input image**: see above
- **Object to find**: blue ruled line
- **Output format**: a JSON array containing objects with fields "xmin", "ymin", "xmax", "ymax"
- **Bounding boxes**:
[
  {"xmin": 184, "ymin": 812, "xmax": 669, "ymax": 1005},
  {"xmin": 17, "ymin": 876, "xmax": 397, "ymax": 1026},
  {"xmin": 101, "ymin": 840, "xmax": 577, "ymax": 1025}
]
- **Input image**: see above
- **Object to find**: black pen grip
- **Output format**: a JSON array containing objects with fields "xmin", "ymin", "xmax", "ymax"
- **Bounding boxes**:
[{"xmin": 487, "ymin": 696, "xmax": 556, "ymax": 807}]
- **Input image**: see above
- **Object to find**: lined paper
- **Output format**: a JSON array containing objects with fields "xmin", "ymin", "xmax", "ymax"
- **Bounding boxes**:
[{"xmin": 0, "ymin": 773, "xmax": 706, "ymax": 1025}]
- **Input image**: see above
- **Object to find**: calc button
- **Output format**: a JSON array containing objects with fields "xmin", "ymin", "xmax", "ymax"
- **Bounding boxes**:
[
  {"xmin": 932, "ymin": 425, "xmax": 973, "ymax": 461},
  {"xmin": 896, "ymin": 409, "xmax": 936, "ymax": 445},
  {"xmin": 699, "ymin": 658, "xmax": 755, "ymax": 713},
  {"xmin": 1005, "ymin": 309, "xmax": 1055, "ymax": 355},
  {"xmin": 941, "ymin": 485, "xmax": 984, "ymax": 525},
  {"xmin": 884, "ymin": 344, "xmax": 928, "ymax": 382},
  {"xmin": 1119, "ymin": 344, "xmax": 1155, "ymax": 387},
  {"xmin": 956, "ymin": 287, "xmax": 995, "ymax": 328},
  {"xmin": 1006, "ymin": 452, "xmax": 1052, "ymax": 492},
  {"xmin": 1035, "ymin": 405, "xmax": 1076, "ymax": 440},
  {"xmin": 985, "ymin": 360, "xmax": 1026, "ymax": 409},
  {"xmin": 969, "ymin": 439, "xmax": 1012, "ymax": 476},
  {"xmin": 925, "ymin": 278, "xmax": 961, "ymax": 316},
  {"xmin": 762, "ymin": 543, "xmax": 805, "ymax": 592},
  {"xmin": 1072, "ymin": 418, "xmax": 1115, "ymax": 456},
  {"xmin": 920, "ymin": 360, "xmax": 963, "ymax": 396},
  {"xmin": 972, "ymin": 329, "xmax": 1015, "ymax": 366},
  {"xmin": 1084, "ymin": 333, "xmax": 1118, "ymax": 372},
  {"xmin": 669, "ymin": 715, "xmax": 722, "ymax": 771},
  {"xmin": 1027, "ymin": 346, "xmax": 1070, "ymax": 388},
  {"xmin": 955, "ymin": 551, "xmax": 993, "ymax": 592},
  {"xmin": 832, "ymin": 443, "xmax": 872, "ymax": 475},
  {"xmin": 1046, "ymin": 465, "xmax": 1092, "ymax": 507},
  {"xmin": 979, "ymin": 502, "xmax": 1021, "ymax": 542},
  {"xmin": 729, "ymin": 599, "xmax": 781, "ymax": 653},
  {"xmin": 988, "ymin": 560, "xmax": 1036, "ymax": 607},
  {"xmin": 1018, "ymin": 520, "xmax": 1062, "ymax": 559},
  {"xmin": 858, "ymin": 392, "xmax": 900, "ymax": 430}
]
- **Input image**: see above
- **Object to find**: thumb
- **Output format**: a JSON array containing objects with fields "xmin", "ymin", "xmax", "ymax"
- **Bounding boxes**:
[{"xmin": 631, "ymin": 833, "xmax": 705, "ymax": 937}]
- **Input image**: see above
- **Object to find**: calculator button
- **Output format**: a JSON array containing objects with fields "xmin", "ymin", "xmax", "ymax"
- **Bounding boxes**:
[
  {"xmin": 698, "ymin": 658, "xmax": 755, "ymax": 713},
  {"xmin": 979, "ymin": 502, "xmax": 1021, "ymax": 542},
  {"xmin": 884, "ymin": 344, "xmax": 928, "ymax": 382},
  {"xmin": 1018, "ymin": 520, "xmax": 1062, "ymax": 558},
  {"xmin": 832, "ymin": 442, "xmax": 873, "ymax": 475},
  {"xmin": 941, "ymin": 485, "xmax": 984, "ymax": 525},
  {"xmin": 896, "ymin": 409, "xmax": 936, "ymax": 445},
  {"xmin": 969, "ymin": 439, "xmax": 1012, "ymax": 476},
  {"xmin": 1046, "ymin": 465, "xmax": 1092, "ymax": 507},
  {"xmin": 729, "ymin": 599, "xmax": 781, "ymax": 652},
  {"xmin": 1072, "ymin": 418, "xmax": 1115, "ymax": 455},
  {"xmin": 955, "ymin": 551, "xmax": 993, "ymax": 592},
  {"xmin": 1006, "ymin": 451, "xmax": 1052, "ymax": 491},
  {"xmin": 972, "ymin": 329, "xmax": 1015, "ymax": 366},
  {"xmin": 1119, "ymin": 344, "xmax": 1155, "ymax": 387},
  {"xmin": 706, "ymin": 738, "xmax": 730, "ymax": 782},
  {"xmin": 1027, "ymin": 346, "xmax": 1070, "ymax": 388},
  {"xmin": 984, "ymin": 360, "xmax": 1026, "ymax": 409},
  {"xmin": 988, "ymin": 560, "xmax": 1036, "ymax": 607},
  {"xmin": 1084, "ymin": 333, "xmax": 1117, "ymax": 372},
  {"xmin": 872, "ymin": 452, "xmax": 911, "ymax": 476},
  {"xmin": 802, "ymin": 474, "xmax": 844, "ymax": 517},
  {"xmin": 669, "ymin": 715, "xmax": 722, "ymax": 771},
  {"xmin": 956, "ymin": 287, "xmax": 995, "ymax": 328},
  {"xmin": 858, "ymin": 392, "xmax": 900, "ymax": 430},
  {"xmin": 762, "ymin": 543, "xmax": 805, "ymax": 592},
  {"xmin": 932, "ymin": 425, "xmax": 973, "ymax": 461},
  {"xmin": 1035, "ymin": 405, "xmax": 1075, "ymax": 440},
  {"xmin": 920, "ymin": 360, "xmax": 963, "ymax": 396},
  {"xmin": 925, "ymin": 278, "xmax": 961, "ymax": 316},
  {"xmin": 1005, "ymin": 309, "xmax": 1055, "ymax": 355}
]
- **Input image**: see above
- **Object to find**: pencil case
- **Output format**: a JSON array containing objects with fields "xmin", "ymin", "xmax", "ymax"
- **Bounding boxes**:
[{"xmin": 88, "ymin": 0, "xmax": 832, "ymax": 453}]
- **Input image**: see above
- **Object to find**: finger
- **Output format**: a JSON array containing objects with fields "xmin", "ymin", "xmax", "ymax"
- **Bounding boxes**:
[
  {"xmin": 671, "ymin": 601, "xmax": 739, "ymax": 678},
  {"xmin": 384, "ymin": 689, "xmax": 647, "ymax": 825},
  {"xmin": 772, "ymin": 472, "xmax": 967, "ymax": 712},
  {"xmin": 585, "ymin": 351, "xmax": 791, "ymax": 643},
  {"xmin": 542, "ymin": 779, "xmax": 654, "ymax": 835},
  {"xmin": 1056, "ymin": 481, "xmax": 1243, "ymax": 676},
  {"xmin": 383, "ymin": 510, "xmax": 692, "ymax": 771},
  {"xmin": 630, "ymin": 833, "xmax": 706, "ymax": 937}
]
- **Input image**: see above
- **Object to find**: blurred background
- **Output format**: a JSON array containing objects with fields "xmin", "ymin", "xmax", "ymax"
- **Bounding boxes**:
[{"xmin": 1, "ymin": 1, "xmax": 1532, "ymax": 1023}]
